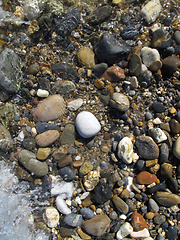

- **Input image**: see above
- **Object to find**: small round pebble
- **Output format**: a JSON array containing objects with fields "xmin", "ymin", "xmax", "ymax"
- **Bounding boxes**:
[
  {"xmin": 59, "ymin": 166, "xmax": 75, "ymax": 181},
  {"xmin": 152, "ymin": 102, "xmax": 165, "ymax": 113},
  {"xmin": 64, "ymin": 213, "xmax": 83, "ymax": 227},
  {"xmin": 80, "ymin": 207, "xmax": 94, "ymax": 219},
  {"xmin": 166, "ymin": 226, "xmax": 177, "ymax": 240}
]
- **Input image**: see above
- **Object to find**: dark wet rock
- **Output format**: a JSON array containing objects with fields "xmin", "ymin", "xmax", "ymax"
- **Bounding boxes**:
[
  {"xmin": 0, "ymin": 123, "xmax": 13, "ymax": 150},
  {"xmin": 27, "ymin": 63, "xmax": 40, "ymax": 75},
  {"xmin": 60, "ymin": 124, "xmax": 75, "ymax": 145},
  {"xmin": 95, "ymin": 32, "xmax": 130, "ymax": 65},
  {"xmin": 59, "ymin": 166, "xmax": 75, "ymax": 181},
  {"xmin": 36, "ymin": 122, "xmax": 57, "ymax": 134},
  {"xmin": 93, "ymin": 181, "xmax": 112, "ymax": 204},
  {"xmin": 120, "ymin": 25, "xmax": 137, "ymax": 40},
  {"xmin": 170, "ymin": 119, "xmax": 180, "ymax": 134},
  {"xmin": 148, "ymin": 182, "xmax": 166, "ymax": 194},
  {"xmin": 139, "ymin": 70, "xmax": 152, "ymax": 86},
  {"xmin": 88, "ymin": 5, "xmax": 112, "ymax": 25},
  {"xmin": 154, "ymin": 191, "xmax": 180, "ymax": 207},
  {"xmin": 23, "ymin": 137, "xmax": 36, "ymax": 151},
  {"xmin": 159, "ymin": 143, "xmax": 169, "ymax": 163},
  {"xmin": 152, "ymin": 102, "xmax": 165, "ymax": 113},
  {"xmin": 112, "ymin": 195, "xmax": 129, "ymax": 214},
  {"xmin": 129, "ymin": 53, "xmax": 142, "ymax": 76},
  {"xmin": 56, "ymin": 8, "xmax": 80, "ymax": 37},
  {"xmin": 166, "ymin": 177, "xmax": 178, "ymax": 193},
  {"xmin": 160, "ymin": 163, "xmax": 173, "ymax": 179},
  {"xmin": 38, "ymin": 77, "xmax": 50, "ymax": 90},
  {"xmin": 92, "ymin": 63, "xmax": 108, "ymax": 75},
  {"xmin": 51, "ymin": 63, "xmax": 79, "ymax": 82},
  {"xmin": 151, "ymin": 29, "xmax": 172, "ymax": 49},
  {"xmin": 162, "ymin": 56, "xmax": 180, "ymax": 75},
  {"xmin": 153, "ymin": 214, "xmax": 166, "ymax": 225},
  {"xmin": 174, "ymin": 30, "xmax": 180, "ymax": 45},
  {"xmin": 136, "ymin": 135, "xmax": 159, "ymax": 160},
  {"xmin": 166, "ymin": 226, "xmax": 177, "ymax": 240},
  {"xmin": 80, "ymin": 207, "xmax": 94, "ymax": 219},
  {"xmin": 64, "ymin": 213, "xmax": 83, "ymax": 227}
]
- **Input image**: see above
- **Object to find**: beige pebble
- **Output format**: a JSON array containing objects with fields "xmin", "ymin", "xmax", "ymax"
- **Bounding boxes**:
[{"xmin": 35, "ymin": 130, "xmax": 60, "ymax": 147}]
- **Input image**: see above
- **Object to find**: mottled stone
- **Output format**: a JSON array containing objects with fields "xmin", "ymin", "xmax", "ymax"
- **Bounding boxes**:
[
  {"xmin": 148, "ymin": 128, "xmax": 167, "ymax": 143},
  {"xmin": 151, "ymin": 29, "xmax": 172, "ymax": 49},
  {"xmin": 88, "ymin": 5, "xmax": 112, "ymax": 25},
  {"xmin": 82, "ymin": 215, "xmax": 111, "ymax": 236},
  {"xmin": 32, "ymin": 94, "xmax": 66, "ymax": 122},
  {"xmin": 59, "ymin": 166, "xmax": 75, "ymax": 181},
  {"xmin": 131, "ymin": 213, "xmax": 147, "ymax": 231},
  {"xmin": 79, "ymin": 162, "xmax": 93, "ymax": 177},
  {"xmin": 160, "ymin": 163, "xmax": 173, "ymax": 179},
  {"xmin": 129, "ymin": 53, "xmax": 142, "ymax": 77},
  {"xmin": 136, "ymin": 171, "xmax": 157, "ymax": 185},
  {"xmin": 64, "ymin": 213, "xmax": 83, "ymax": 227},
  {"xmin": 52, "ymin": 80, "xmax": 76, "ymax": 95},
  {"xmin": 110, "ymin": 93, "xmax": 130, "ymax": 112},
  {"xmin": 112, "ymin": 195, "xmax": 129, "ymax": 214},
  {"xmin": 35, "ymin": 130, "xmax": 60, "ymax": 147},
  {"xmin": 60, "ymin": 124, "xmax": 75, "ymax": 145},
  {"xmin": 77, "ymin": 46, "xmax": 95, "ymax": 68},
  {"xmin": 154, "ymin": 191, "xmax": 180, "ymax": 207},
  {"xmin": 141, "ymin": 0, "xmax": 162, "ymax": 24},
  {"xmin": 43, "ymin": 206, "xmax": 59, "ymax": 228},
  {"xmin": 0, "ymin": 124, "xmax": 13, "ymax": 150},
  {"xmin": 101, "ymin": 65, "xmax": 125, "ymax": 82},
  {"xmin": 84, "ymin": 171, "xmax": 100, "ymax": 191},
  {"xmin": 58, "ymin": 155, "xmax": 72, "ymax": 168},
  {"xmin": 136, "ymin": 136, "xmax": 159, "ymax": 160}
]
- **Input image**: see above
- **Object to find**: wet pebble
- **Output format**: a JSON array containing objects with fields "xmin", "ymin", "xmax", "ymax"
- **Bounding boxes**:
[
  {"xmin": 173, "ymin": 136, "xmax": 180, "ymax": 159},
  {"xmin": 148, "ymin": 182, "xmax": 166, "ymax": 194},
  {"xmin": 129, "ymin": 53, "xmax": 142, "ymax": 77},
  {"xmin": 120, "ymin": 25, "xmax": 137, "ymax": 40},
  {"xmin": 77, "ymin": 46, "xmax": 95, "ymax": 68},
  {"xmin": 160, "ymin": 163, "xmax": 173, "ymax": 179},
  {"xmin": 131, "ymin": 213, "xmax": 147, "ymax": 231},
  {"xmin": 159, "ymin": 143, "xmax": 169, "ymax": 163},
  {"xmin": 35, "ymin": 130, "xmax": 60, "ymax": 147},
  {"xmin": 151, "ymin": 28, "xmax": 172, "ymax": 49},
  {"xmin": 141, "ymin": 47, "xmax": 160, "ymax": 69},
  {"xmin": 88, "ymin": 5, "xmax": 112, "ymax": 25},
  {"xmin": 59, "ymin": 166, "xmax": 75, "ymax": 181},
  {"xmin": 166, "ymin": 226, "xmax": 178, "ymax": 240},
  {"xmin": 136, "ymin": 171, "xmax": 157, "ymax": 185},
  {"xmin": 166, "ymin": 177, "xmax": 178, "ymax": 193},
  {"xmin": 92, "ymin": 63, "xmax": 108, "ymax": 75},
  {"xmin": 154, "ymin": 191, "xmax": 180, "ymax": 207},
  {"xmin": 67, "ymin": 98, "xmax": 83, "ymax": 111},
  {"xmin": 162, "ymin": 56, "xmax": 180, "ymax": 75},
  {"xmin": 37, "ymin": 147, "xmax": 51, "ymax": 160},
  {"xmin": 153, "ymin": 214, "xmax": 166, "ymax": 225},
  {"xmin": 152, "ymin": 102, "xmax": 165, "ymax": 113},
  {"xmin": 64, "ymin": 213, "xmax": 83, "ymax": 227},
  {"xmin": 149, "ymin": 128, "xmax": 167, "ymax": 143},
  {"xmin": 80, "ymin": 207, "xmax": 94, "ymax": 219}
]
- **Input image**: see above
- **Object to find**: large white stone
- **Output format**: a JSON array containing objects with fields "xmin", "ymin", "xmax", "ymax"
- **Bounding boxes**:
[
  {"xmin": 56, "ymin": 196, "xmax": 71, "ymax": 215},
  {"xmin": 51, "ymin": 180, "xmax": 74, "ymax": 199},
  {"xmin": 43, "ymin": 206, "xmax": 59, "ymax": 228},
  {"xmin": 141, "ymin": 47, "xmax": 160, "ymax": 68},
  {"xmin": 141, "ymin": 0, "xmax": 162, "ymax": 24},
  {"xmin": 116, "ymin": 222, "xmax": 133, "ymax": 240},
  {"xmin": 75, "ymin": 111, "xmax": 101, "ymax": 138}
]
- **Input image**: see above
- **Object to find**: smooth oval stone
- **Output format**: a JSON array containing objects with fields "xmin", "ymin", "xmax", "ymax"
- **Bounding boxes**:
[
  {"xmin": 18, "ymin": 149, "xmax": 48, "ymax": 177},
  {"xmin": 166, "ymin": 226, "xmax": 178, "ymax": 240},
  {"xmin": 32, "ymin": 94, "xmax": 66, "ymax": 122},
  {"xmin": 95, "ymin": 32, "xmax": 130, "ymax": 65},
  {"xmin": 43, "ymin": 206, "xmax": 59, "ymax": 228},
  {"xmin": 88, "ymin": 5, "xmax": 112, "ymax": 25},
  {"xmin": 56, "ymin": 196, "xmax": 71, "ymax": 215},
  {"xmin": 160, "ymin": 163, "xmax": 173, "ymax": 179},
  {"xmin": 136, "ymin": 171, "xmax": 157, "ymax": 185},
  {"xmin": 136, "ymin": 135, "xmax": 159, "ymax": 160},
  {"xmin": 151, "ymin": 28, "xmax": 172, "ymax": 49},
  {"xmin": 80, "ymin": 207, "xmax": 94, "ymax": 219},
  {"xmin": 64, "ymin": 213, "xmax": 83, "ymax": 227},
  {"xmin": 141, "ymin": 0, "xmax": 162, "ymax": 24},
  {"xmin": 120, "ymin": 25, "xmax": 137, "ymax": 40},
  {"xmin": 117, "ymin": 137, "xmax": 135, "ymax": 164},
  {"xmin": 154, "ymin": 191, "xmax": 180, "ymax": 207},
  {"xmin": 129, "ymin": 53, "xmax": 142, "ymax": 77},
  {"xmin": 110, "ymin": 93, "xmax": 130, "ymax": 112},
  {"xmin": 82, "ymin": 215, "xmax": 111, "ymax": 236},
  {"xmin": 35, "ymin": 130, "xmax": 60, "ymax": 147},
  {"xmin": 174, "ymin": 30, "xmax": 180, "ymax": 45},
  {"xmin": 0, "ymin": 123, "xmax": 13, "ymax": 150},
  {"xmin": 148, "ymin": 198, "xmax": 159, "ymax": 213},
  {"xmin": 159, "ymin": 143, "xmax": 169, "ymax": 163},
  {"xmin": 148, "ymin": 182, "xmax": 166, "ymax": 194},
  {"xmin": 93, "ymin": 181, "xmax": 112, "ymax": 204},
  {"xmin": 152, "ymin": 102, "xmax": 165, "ymax": 113},
  {"xmin": 112, "ymin": 195, "xmax": 129, "ymax": 214},
  {"xmin": 116, "ymin": 222, "xmax": 133, "ymax": 240},
  {"xmin": 173, "ymin": 136, "xmax": 180, "ymax": 159},
  {"xmin": 59, "ymin": 166, "xmax": 75, "ymax": 181},
  {"xmin": 60, "ymin": 124, "xmax": 75, "ymax": 145},
  {"xmin": 162, "ymin": 56, "xmax": 180, "ymax": 75},
  {"xmin": 141, "ymin": 46, "xmax": 160, "ymax": 68},
  {"xmin": 77, "ymin": 46, "xmax": 95, "ymax": 68},
  {"xmin": 75, "ymin": 111, "xmax": 101, "ymax": 138},
  {"xmin": 170, "ymin": 119, "xmax": 180, "ymax": 134},
  {"xmin": 67, "ymin": 98, "xmax": 83, "ymax": 111},
  {"xmin": 131, "ymin": 213, "xmax": 147, "ymax": 231},
  {"xmin": 166, "ymin": 177, "xmax": 178, "ymax": 193},
  {"xmin": 101, "ymin": 65, "xmax": 125, "ymax": 82}
]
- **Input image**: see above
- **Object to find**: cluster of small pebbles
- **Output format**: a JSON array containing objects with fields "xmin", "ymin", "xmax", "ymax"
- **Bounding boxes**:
[{"xmin": 1, "ymin": 0, "xmax": 180, "ymax": 239}]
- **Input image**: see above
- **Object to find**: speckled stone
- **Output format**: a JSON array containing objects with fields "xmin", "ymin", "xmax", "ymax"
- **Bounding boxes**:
[
  {"xmin": 136, "ymin": 171, "xmax": 157, "ymax": 185},
  {"xmin": 148, "ymin": 128, "xmax": 167, "ymax": 143},
  {"xmin": 82, "ymin": 215, "xmax": 111, "ymax": 236},
  {"xmin": 35, "ymin": 130, "xmax": 60, "ymax": 147},
  {"xmin": 112, "ymin": 195, "xmax": 129, "ymax": 214},
  {"xmin": 141, "ymin": 47, "xmax": 160, "ymax": 68},
  {"xmin": 110, "ymin": 93, "xmax": 130, "ymax": 112},
  {"xmin": 88, "ymin": 5, "xmax": 112, "ymax": 25},
  {"xmin": 101, "ymin": 65, "xmax": 125, "ymax": 82},
  {"xmin": 131, "ymin": 213, "xmax": 147, "ymax": 231},
  {"xmin": 77, "ymin": 46, "xmax": 95, "ymax": 68},
  {"xmin": 136, "ymin": 135, "xmax": 159, "ymax": 160},
  {"xmin": 154, "ymin": 191, "xmax": 180, "ymax": 207},
  {"xmin": 43, "ymin": 206, "xmax": 59, "ymax": 228},
  {"xmin": 60, "ymin": 124, "xmax": 75, "ymax": 145}
]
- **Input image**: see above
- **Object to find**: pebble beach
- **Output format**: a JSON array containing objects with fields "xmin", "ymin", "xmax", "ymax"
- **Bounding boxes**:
[{"xmin": 0, "ymin": 0, "xmax": 180, "ymax": 239}]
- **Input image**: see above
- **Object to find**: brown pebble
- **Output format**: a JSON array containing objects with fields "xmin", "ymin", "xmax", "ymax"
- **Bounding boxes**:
[
  {"xmin": 35, "ymin": 130, "xmax": 60, "ymax": 147},
  {"xmin": 131, "ymin": 212, "xmax": 147, "ymax": 231},
  {"xmin": 102, "ymin": 65, "xmax": 125, "ymax": 82},
  {"xmin": 145, "ymin": 212, "xmax": 155, "ymax": 219},
  {"xmin": 58, "ymin": 155, "xmax": 72, "ymax": 168},
  {"xmin": 146, "ymin": 159, "xmax": 158, "ymax": 167},
  {"xmin": 136, "ymin": 171, "xmax": 158, "ymax": 185},
  {"xmin": 94, "ymin": 79, "xmax": 104, "ymax": 89}
]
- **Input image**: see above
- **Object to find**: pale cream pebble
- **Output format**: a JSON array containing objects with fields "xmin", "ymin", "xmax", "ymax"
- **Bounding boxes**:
[
  {"xmin": 31, "ymin": 127, "xmax": 37, "ymax": 137},
  {"xmin": 43, "ymin": 206, "xmax": 59, "ymax": 228},
  {"xmin": 30, "ymin": 89, "xmax": 36, "ymax": 96},
  {"xmin": 37, "ymin": 89, "xmax": 49, "ymax": 97}
]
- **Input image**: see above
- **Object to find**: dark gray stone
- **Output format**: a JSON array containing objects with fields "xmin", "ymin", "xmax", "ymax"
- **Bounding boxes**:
[
  {"xmin": 120, "ymin": 25, "xmax": 137, "ymax": 40},
  {"xmin": 152, "ymin": 102, "xmax": 165, "ymax": 113},
  {"xmin": 59, "ymin": 166, "xmax": 75, "ymax": 181},
  {"xmin": 166, "ymin": 226, "xmax": 177, "ymax": 240},
  {"xmin": 88, "ymin": 5, "xmax": 112, "ymax": 25},
  {"xmin": 159, "ymin": 143, "xmax": 169, "ymax": 163},
  {"xmin": 93, "ymin": 181, "xmax": 112, "ymax": 204},
  {"xmin": 36, "ymin": 122, "xmax": 57, "ymax": 134},
  {"xmin": 64, "ymin": 213, "xmax": 83, "ymax": 227},
  {"xmin": 80, "ymin": 207, "xmax": 94, "ymax": 219}
]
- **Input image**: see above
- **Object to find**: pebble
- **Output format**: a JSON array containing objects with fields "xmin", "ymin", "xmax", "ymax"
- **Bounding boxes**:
[
  {"xmin": 170, "ymin": 119, "xmax": 180, "ymax": 134},
  {"xmin": 36, "ymin": 122, "xmax": 57, "ymax": 134},
  {"xmin": 166, "ymin": 177, "xmax": 178, "ymax": 193},
  {"xmin": 77, "ymin": 46, "xmax": 95, "ymax": 68},
  {"xmin": 95, "ymin": 32, "xmax": 130, "ymax": 65},
  {"xmin": 83, "ymin": 170, "xmax": 100, "ymax": 191},
  {"xmin": 32, "ymin": 94, "xmax": 66, "ymax": 122},
  {"xmin": 141, "ymin": 0, "xmax": 162, "ymax": 24},
  {"xmin": 136, "ymin": 171, "xmax": 157, "ymax": 185},
  {"xmin": 59, "ymin": 166, "xmax": 75, "ymax": 181},
  {"xmin": 75, "ymin": 111, "xmax": 101, "ymax": 138},
  {"xmin": 0, "ymin": 124, "xmax": 13, "ymax": 150},
  {"xmin": 148, "ymin": 128, "xmax": 167, "ymax": 143},
  {"xmin": 92, "ymin": 63, "xmax": 108, "ymax": 75},
  {"xmin": 159, "ymin": 143, "xmax": 169, "ymax": 163},
  {"xmin": 117, "ymin": 137, "xmax": 137, "ymax": 164},
  {"xmin": 120, "ymin": 25, "xmax": 137, "ymax": 40},
  {"xmin": 131, "ymin": 213, "xmax": 147, "ymax": 231},
  {"xmin": 166, "ymin": 226, "xmax": 178, "ymax": 240},
  {"xmin": 112, "ymin": 195, "xmax": 129, "ymax": 214},
  {"xmin": 82, "ymin": 215, "xmax": 111, "ymax": 236},
  {"xmin": 148, "ymin": 182, "xmax": 166, "ymax": 194},
  {"xmin": 153, "ymin": 214, "xmax": 166, "ymax": 225},
  {"xmin": 93, "ymin": 181, "xmax": 112, "ymax": 204},
  {"xmin": 35, "ymin": 130, "xmax": 60, "ymax": 147},
  {"xmin": 173, "ymin": 136, "xmax": 180, "ymax": 159},
  {"xmin": 162, "ymin": 56, "xmax": 180, "ymax": 75},
  {"xmin": 36, "ymin": 147, "xmax": 51, "ymax": 160},
  {"xmin": 58, "ymin": 155, "xmax": 72, "ymax": 168},
  {"xmin": 154, "ymin": 191, "xmax": 180, "ymax": 207},
  {"xmin": 136, "ymin": 135, "xmax": 159, "ymax": 160},
  {"xmin": 52, "ymin": 80, "xmax": 76, "ymax": 95},
  {"xmin": 79, "ymin": 162, "xmax": 93, "ymax": 176},
  {"xmin": 152, "ymin": 102, "xmax": 165, "ymax": 113},
  {"xmin": 160, "ymin": 163, "xmax": 173, "ymax": 179},
  {"xmin": 56, "ymin": 196, "xmax": 71, "ymax": 215},
  {"xmin": 64, "ymin": 213, "xmax": 83, "ymax": 227},
  {"xmin": 23, "ymin": 137, "xmax": 36, "ymax": 151},
  {"xmin": 151, "ymin": 28, "xmax": 172, "ymax": 49},
  {"xmin": 116, "ymin": 222, "xmax": 133, "ymax": 240},
  {"xmin": 67, "ymin": 98, "xmax": 83, "ymax": 111},
  {"xmin": 141, "ymin": 47, "xmax": 160, "ymax": 68},
  {"xmin": 148, "ymin": 198, "xmax": 159, "ymax": 213},
  {"xmin": 101, "ymin": 65, "xmax": 125, "ymax": 82},
  {"xmin": 129, "ymin": 53, "xmax": 142, "ymax": 77},
  {"xmin": 88, "ymin": 5, "xmax": 112, "ymax": 25},
  {"xmin": 43, "ymin": 206, "xmax": 59, "ymax": 228},
  {"xmin": 174, "ymin": 30, "xmax": 180, "ymax": 45},
  {"xmin": 145, "ymin": 111, "xmax": 153, "ymax": 121},
  {"xmin": 18, "ymin": 149, "xmax": 48, "ymax": 177},
  {"xmin": 37, "ymin": 89, "xmax": 49, "ymax": 98},
  {"xmin": 60, "ymin": 124, "xmax": 75, "ymax": 145},
  {"xmin": 130, "ymin": 228, "xmax": 150, "ymax": 238},
  {"xmin": 110, "ymin": 93, "xmax": 130, "ymax": 112},
  {"xmin": 80, "ymin": 207, "xmax": 94, "ymax": 219}
]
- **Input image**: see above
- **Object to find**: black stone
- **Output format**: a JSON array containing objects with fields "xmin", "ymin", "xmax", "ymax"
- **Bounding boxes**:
[
  {"xmin": 120, "ymin": 25, "xmax": 137, "ymax": 40},
  {"xmin": 38, "ymin": 77, "xmax": 50, "ymax": 90},
  {"xmin": 95, "ymin": 32, "xmax": 130, "ymax": 65},
  {"xmin": 93, "ymin": 181, "xmax": 112, "ymax": 204},
  {"xmin": 56, "ymin": 8, "xmax": 80, "ymax": 37},
  {"xmin": 88, "ymin": 5, "xmax": 112, "ymax": 25},
  {"xmin": 166, "ymin": 226, "xmax": 177, "ymax": 240},
  {"xmin": 114, "ymin": 133, "xmax": 122, "ymax": 142},
  {"xmin": 92, "ymin": 63, "xmax": 108, "ymax": 75},
  {"xmin": 152, "ymin": 102, "xmax": 165, "ymax": 113},
  {"xmin": 136, "ymin": 159, "xmax": 146, "ymax": 171},
  {"xmin": 36, "ymin": 122, "xmax": 57, "ymax": 134},
  {"xmin": 151, "ymin": 29, "xmax": 172, "ymax": 49},
  {"xmin": 59, "ymin": 166, "xmax": 75, "ymax": 181},
  {"xmin": 166, "ymin": 177, "xmax": 178, "ymax": 193},
  {"xmin": 148, "ymin": 182, "xmax": 166, "ymax": 194}
]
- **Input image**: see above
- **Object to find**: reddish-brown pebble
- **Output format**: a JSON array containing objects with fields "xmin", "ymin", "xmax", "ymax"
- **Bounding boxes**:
[
  {"xmin": 136, "ymin": 171, "xmax": 158, "ymax": 185},
  {"xmin": 131, "ymin": 213, "xmax": 147, "ymax": 231},
  {"xmin": 35, "ymin": 130, "xmax": 60, "ymax": 147},
  {"xmin": 101, "ymin": 65, "xmax": 125, "ymax": 82}
]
